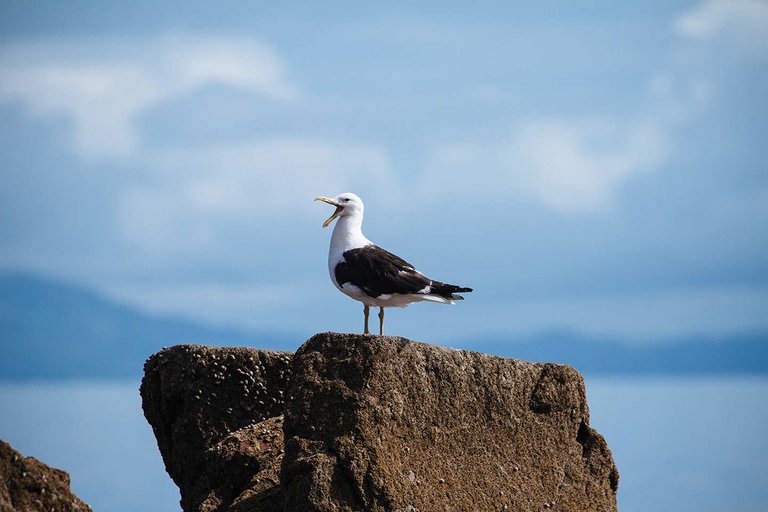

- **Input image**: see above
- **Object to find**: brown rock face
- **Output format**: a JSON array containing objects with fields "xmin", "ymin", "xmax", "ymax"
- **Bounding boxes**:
[
  {"xmin": 0, "ymin": 439, "xmax": 92, "ymax": 512},
  {"xmin": 141, "ymin": 335, "xmax": 619, "ymax": 512},
  {"xmin": 140, "ymin": 344, "xmax": 292, "ymax": 512},
  {"xmin": 282, "ymin": 333, "xmax": 619, "ymax": 512}
]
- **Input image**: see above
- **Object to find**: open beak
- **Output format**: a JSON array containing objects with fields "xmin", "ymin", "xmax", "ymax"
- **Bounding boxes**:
[{"xmin": 314, "ymin": 196, "xmax": 343, "ymax": 228}]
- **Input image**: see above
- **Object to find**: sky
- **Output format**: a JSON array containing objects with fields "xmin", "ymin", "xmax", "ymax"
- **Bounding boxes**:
[{"xmin": 0, "ymin": 0, "xmax": 766, "ymax": 344}]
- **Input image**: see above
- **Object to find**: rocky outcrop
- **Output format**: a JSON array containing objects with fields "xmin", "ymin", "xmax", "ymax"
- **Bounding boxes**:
[
  {"xmin": 283, "ymin": 333, "xmax": 618, "ymax": 512},
  {"xmin": 0, "ymin": 439, "xmax": 92, "ymax": 512},
  {"xmin": 141, "ymin": 334, "xmax": 619, "ymax": 512},
  {"xmin": 140, "ymin": 345, "xmax": 293, "ymax": 512}
]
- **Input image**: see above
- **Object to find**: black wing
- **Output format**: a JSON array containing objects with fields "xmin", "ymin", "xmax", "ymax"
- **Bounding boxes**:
[{"xmin": 335, "ymin": 245, "xmax": 430, "ymax": 298}]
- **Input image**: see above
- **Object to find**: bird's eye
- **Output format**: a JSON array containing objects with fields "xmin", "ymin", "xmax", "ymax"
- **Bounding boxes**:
[{"xmin": 344, "ymin": 198, "xmax": 350, "ymax": 202}]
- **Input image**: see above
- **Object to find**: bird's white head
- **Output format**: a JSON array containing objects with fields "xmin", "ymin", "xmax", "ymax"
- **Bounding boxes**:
[{"xmin": 314, "ymin": 193, "xmax": 364, "ymax": 228}]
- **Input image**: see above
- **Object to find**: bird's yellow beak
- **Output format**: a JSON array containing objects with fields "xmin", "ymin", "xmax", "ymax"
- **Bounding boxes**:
[{"xmin": 314, "ymin": 196, "xmax": 343, "ymax": 228}]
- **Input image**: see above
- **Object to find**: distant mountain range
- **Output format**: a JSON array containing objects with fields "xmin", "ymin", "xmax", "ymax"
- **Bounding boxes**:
[
  {"xmin": 0, "ymin": 272, "xmax": 292, "ymax": 380},
  {"xmin": 1, "ymin": 272, "xmax": 766, "ymax": 380},
  {"xmin": 458, "ymin": 332, "xmax": 768, "ymax": 376}
]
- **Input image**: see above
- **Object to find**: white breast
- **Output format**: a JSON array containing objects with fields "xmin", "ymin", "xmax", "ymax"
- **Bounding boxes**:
[{"xmin": 327, "ymin": 214, "xmax": 372, "ymax": 289}]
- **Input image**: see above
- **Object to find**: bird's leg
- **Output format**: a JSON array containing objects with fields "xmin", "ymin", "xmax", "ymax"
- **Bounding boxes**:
[
  {"xmin": 378, "ymin": 307, "xmax": 385, "ymax": 335},
  {"xmin": 363, "ymin": 304, "xmax": 370, "ymax": 334}
]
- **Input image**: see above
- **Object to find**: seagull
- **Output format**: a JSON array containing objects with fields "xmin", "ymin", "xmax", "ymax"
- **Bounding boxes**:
[{"xmin": 315, "ymin": 192, "xmax": 472, "ymax": 335}]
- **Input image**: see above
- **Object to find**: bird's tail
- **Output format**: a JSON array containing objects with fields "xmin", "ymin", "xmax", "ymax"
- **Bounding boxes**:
[{"xmin": 430, "ymin": 282, "xmax": 473, "ymax": 300}]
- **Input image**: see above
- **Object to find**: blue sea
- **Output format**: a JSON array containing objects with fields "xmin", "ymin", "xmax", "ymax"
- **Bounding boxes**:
[{"xmin": 1, "ymin": 377, "xmax": 767, "ymax": 511}]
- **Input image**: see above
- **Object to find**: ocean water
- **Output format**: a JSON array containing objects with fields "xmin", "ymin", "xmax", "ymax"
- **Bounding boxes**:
[
  {"xmin": 0, "ymin": 377, "xmax": 766, "ymax": 511},
  {"xmin": 585, "ymin": 376, "xmax": 768, "ymax": 512},
  {"xmin": 0, "ymin": 381, "xmax": 180, "ymax": 511}
]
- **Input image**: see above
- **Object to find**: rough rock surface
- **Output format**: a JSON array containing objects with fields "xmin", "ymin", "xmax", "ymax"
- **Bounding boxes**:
[
  {"xmin": 140, "ymin": 344, "xmax": 292, "ymax": 512},
  {"xmin": 141, "ymin": 335, "xmax": 619, "ymax": 512},
  {"xmin": 282, "ymin": 333, "xmax": 619, "ymax": 512},
  {"xmin": 0, "ymin": 439, "xmax": 92, "ymax": 512}
]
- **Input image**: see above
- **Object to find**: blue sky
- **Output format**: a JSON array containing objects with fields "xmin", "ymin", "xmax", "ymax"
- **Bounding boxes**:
[{"xmin": 1, "ymin": 0, "xmax": 766, "ymax": 343}]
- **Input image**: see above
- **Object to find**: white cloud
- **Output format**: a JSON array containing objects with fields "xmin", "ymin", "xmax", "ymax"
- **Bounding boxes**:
[
  {"xmin": 504, "ymin": 118, "xmax": 666, "ymax": 212},
  {"xmin": 102, "ymin": 278, "xmax": 323, "ymax": 331},
  {"xmin": 420, "ymin": 116, "xmax": 666, "ymax": 214},
  {"xmin": 0, "ymin": 34, "xmax": 396, "ymax": 262},
  {"xmin": 0, "ymin": 35, "xmax": 297, "ymax": 159},
  {"xmin": 490, "ymin": 1, "xmax": 768, "ymax": 215},
  {"xmin": 158, "ymin": 36, "xmax": 297, "ymax": 99},
  {"xmin": 676, "ymin": 0, "xmax": 768, "ymax": 50},
  {"xmin": 119, "ymin": 138, "xmax": 395, "ymax": 253},
  {"xmin": 0, "ymin": 24, "xmax": 716, "ymax": 220},
  {"xmin": 422, "ymin": 1, "xmax": 768, "ymax": 216}
]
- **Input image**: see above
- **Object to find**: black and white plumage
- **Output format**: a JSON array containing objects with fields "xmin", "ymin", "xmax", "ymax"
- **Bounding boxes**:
[{"xmin": 315, "ymin": 192, "xmax": 472, "ymax": 335}]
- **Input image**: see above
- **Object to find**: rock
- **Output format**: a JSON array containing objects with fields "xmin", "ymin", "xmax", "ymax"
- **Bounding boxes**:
[
  {"xmin": 282, "ymin": 333, "xmax": 619, "ymax": 512},
  {"xmin": 141, "ymin": 334, "xmax": 619, "ymax": 512},
  {"xmin": 0, "ymin": 439, "xmax": 92, "ymax": 512},
  {"xmin": 140, "ymin": 344, "xmax": 292, "ymax": 512}
]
